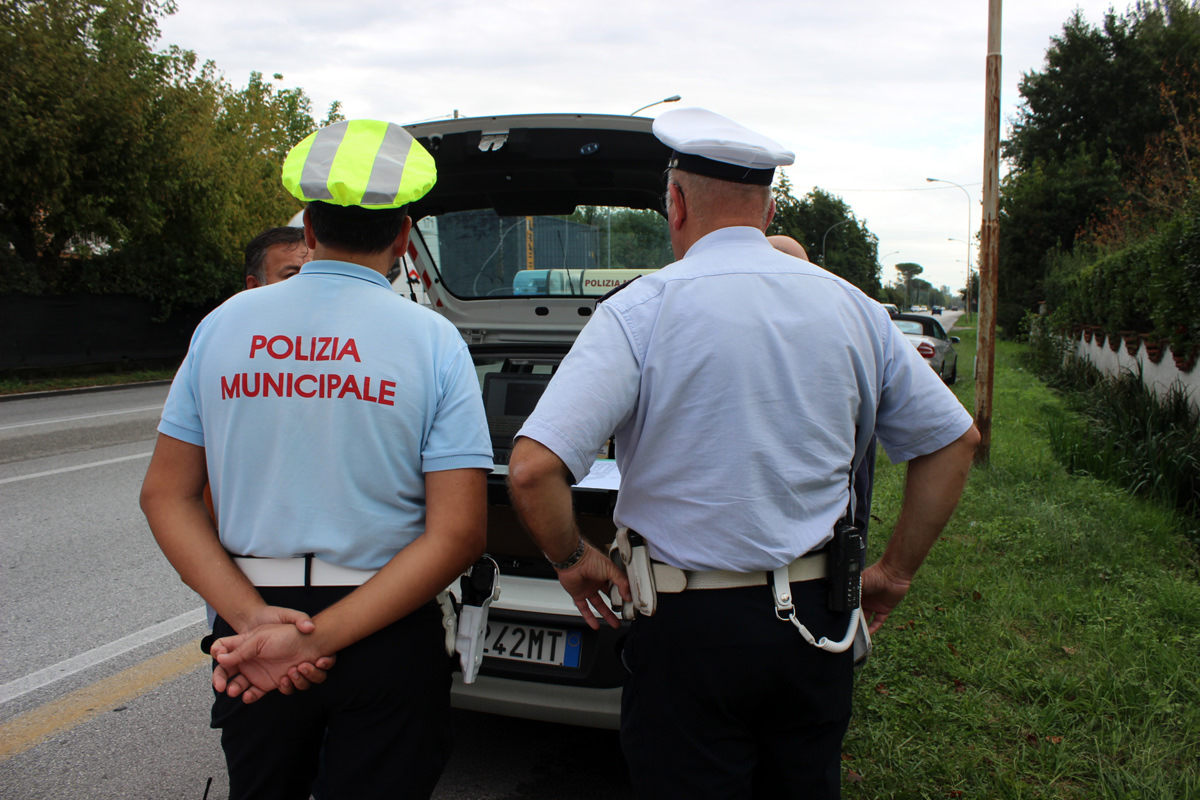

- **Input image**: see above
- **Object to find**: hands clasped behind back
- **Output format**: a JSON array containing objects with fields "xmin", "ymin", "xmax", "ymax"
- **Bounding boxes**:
[{"xmin": 211, "ymin": 605, "xmax": 337, "ymax": 704}]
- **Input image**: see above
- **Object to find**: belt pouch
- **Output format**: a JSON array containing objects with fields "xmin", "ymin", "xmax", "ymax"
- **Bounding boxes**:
[
  {"xmin": 616, "ymin": 528, "xmax": 657, "ymax": 616},
  {"xmin": 455, "ymin": 557, "xmax": 500, "ymax": 684}
]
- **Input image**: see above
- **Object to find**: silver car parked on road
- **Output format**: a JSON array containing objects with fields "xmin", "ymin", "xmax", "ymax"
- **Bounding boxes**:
[{"xmin": 892, "ymin": 313, "xmax": 959, "ymax": 384}]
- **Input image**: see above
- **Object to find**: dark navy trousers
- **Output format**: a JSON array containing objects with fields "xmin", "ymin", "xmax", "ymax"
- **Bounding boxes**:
[
  {"xmin": 621, "ymin": 580, "xmax": 854, "ymax": 800},
  {"xmin": 211, "ymin": 588, "xmax": 451, "ymax": 800}
]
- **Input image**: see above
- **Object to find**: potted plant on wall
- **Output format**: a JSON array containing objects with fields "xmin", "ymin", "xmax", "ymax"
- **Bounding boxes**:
[{"xmin": 1121, "ymin": 331, "xmax": 1141, "ymax": 356}]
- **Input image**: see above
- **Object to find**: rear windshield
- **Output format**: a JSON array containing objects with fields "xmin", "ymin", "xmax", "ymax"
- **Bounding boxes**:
[
  {"xmin": 414, "ymin": 206, "xmax": 673, "ymax": 299},
  {"xmin": 894, "ymin": 318, "xmax": 950, "ymax": 339}
]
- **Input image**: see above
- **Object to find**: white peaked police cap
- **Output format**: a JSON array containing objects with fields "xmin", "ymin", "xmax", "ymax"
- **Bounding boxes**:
[{"xmin": 652, "ymin": 107, "xmax": 794, "ymax": 185}]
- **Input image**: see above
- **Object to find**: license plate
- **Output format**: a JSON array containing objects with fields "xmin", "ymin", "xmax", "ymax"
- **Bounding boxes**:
[{"xmin": 483, "ymin": 622, "xmax": 581, "ymax": 667}]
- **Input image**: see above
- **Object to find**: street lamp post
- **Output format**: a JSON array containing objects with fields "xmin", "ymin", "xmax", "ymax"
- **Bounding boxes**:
[
  {"xmin": 630, "ymin": 95, "xmax": 682, "ymax": 115},
  {"xmin": 821, "ymin": 219, "xmax": 852, "ymax": 268},
  {"xmin": 927, "ymin": 177, "xmax": 973, "ymax": 322},
  {"xmin": 948, "ymin": 238, "xmax": 973, "ymax": 312}
]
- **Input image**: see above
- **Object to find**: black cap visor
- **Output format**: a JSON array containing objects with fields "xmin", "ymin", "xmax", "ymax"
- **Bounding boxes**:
[{"xmin": 669, "ymin": 152, "xmax": 775, "ymax": 185}]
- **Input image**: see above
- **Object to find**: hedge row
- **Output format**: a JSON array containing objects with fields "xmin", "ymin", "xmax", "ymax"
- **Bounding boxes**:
[{"xmin": 1044, "ymin": 198, "xmax": 1200, "ymax": 368}]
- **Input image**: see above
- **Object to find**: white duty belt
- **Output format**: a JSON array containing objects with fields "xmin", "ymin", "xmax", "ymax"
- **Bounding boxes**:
[
  {"xmin": 609, "ymin": 528, "xmax": 825, "ymax": 617},
  {"xmin": 232, "ymin": 555, "xmax": 378, "ymax": 587},
  {"xmin": 609, "ymin": 528, "xmax": 870, "ymax": 659}
]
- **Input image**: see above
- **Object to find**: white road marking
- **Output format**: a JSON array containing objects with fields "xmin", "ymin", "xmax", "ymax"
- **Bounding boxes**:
[
  {"xmin": 0, "ymin": 453, "xmax": 153, "ymax": 485},
  {"xmin": 0, "ymin": 608, "xmax": 206, "ymax": 705},
  {"xmin": 0, "ymin": 405, "xmax": 163, "ymax": 431}
]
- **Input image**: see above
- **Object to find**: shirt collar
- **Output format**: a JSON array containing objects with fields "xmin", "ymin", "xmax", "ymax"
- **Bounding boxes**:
[
  {"xmin": 684, "ymin": 226, "xmax": 770, "ymax": 258},
  {"xmin": 297, "ymin": 259, "xmax": 392, "ymax": 290}
]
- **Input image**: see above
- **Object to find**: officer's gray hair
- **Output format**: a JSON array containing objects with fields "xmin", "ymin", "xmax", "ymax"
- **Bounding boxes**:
[{"xmin": 669, "ymin": 168, "xmax": 773, "ymax": 226}]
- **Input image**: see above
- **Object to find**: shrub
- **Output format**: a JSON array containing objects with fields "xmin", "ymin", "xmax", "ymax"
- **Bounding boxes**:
[{"xmin": 1024, "ymin": 336, "xmax": 1200, "ymax": 534}]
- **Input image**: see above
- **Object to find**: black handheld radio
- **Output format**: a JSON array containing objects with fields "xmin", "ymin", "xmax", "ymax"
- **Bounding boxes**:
[{"xmin": 827, "ymin": 517, "xmax": 864, "ymax": 613}]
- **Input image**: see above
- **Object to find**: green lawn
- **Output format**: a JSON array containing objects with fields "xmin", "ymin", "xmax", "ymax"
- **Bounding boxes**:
[{"xmin": 846, "ymin": 325, "xmax": 1200, "ymax": 799}]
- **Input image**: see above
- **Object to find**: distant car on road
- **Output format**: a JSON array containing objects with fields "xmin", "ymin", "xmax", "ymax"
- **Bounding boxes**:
[
  {"xmin": 931, "ymin": 305, "xmax": 942, "ymax": 315},
  {"xmin": 892, "ymin": 313, "xmax": 959, "ymax": 384},
  {"xmin": 880, "ymin": 302, "xmax": 900, "ymax": 318}
]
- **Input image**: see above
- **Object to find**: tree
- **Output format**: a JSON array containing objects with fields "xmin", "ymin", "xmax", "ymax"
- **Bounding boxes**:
[
  {"xmin": 0, "ymin": 1, "xmax": 333, "ymax": 312},
  {"xmin": 910, "ymin": 278, "xmax": 934, "ymax": 307},
  {"xmin": 1006, "ymin": 2, "xmax": 1200, "ymax": 172},
  {"xmin": 1083, "ymin": 64, "xmax": 1200, "ymax": 249},
  {"xmin": 894, "ymin": 262, "xmax": 923, "ymax": 307},
  {"xmin": 997, "ymin": 149, "xmax": 1122, "ymax": 332},
  {"xmin": 997, "ymin": 0, "xmax": 1200, "ymax": 334},
  {"xmin": 0, "ymin": 0, "xmax": 181, "ymax": 282},
  {"xmin": 768, "ymin": 175, "xmax": 882, "ymax": 296},
  {"xmin": 880, "ymin": 282, "xmax": 907, "ymax": 308},
  {"xmin": 568, "ymin": 207, "xmax": 673, "ymax": 269}
]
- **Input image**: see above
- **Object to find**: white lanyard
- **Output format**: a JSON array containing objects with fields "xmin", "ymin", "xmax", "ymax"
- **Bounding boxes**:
[{"xmin": 769, "ymin": 565, "xmax": 861, "ymax": 653}]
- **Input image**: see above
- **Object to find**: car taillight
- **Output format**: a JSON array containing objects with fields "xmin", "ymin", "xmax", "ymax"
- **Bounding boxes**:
[{"xmin": 916, "ymin": 342, "xmax": 936, "ymax": 358}]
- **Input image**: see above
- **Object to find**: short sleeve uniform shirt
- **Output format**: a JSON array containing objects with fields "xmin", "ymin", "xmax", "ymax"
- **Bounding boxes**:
[
  {"xmin": 159, "ymin": 260, "xmax": 493, "ymax": 570},
  {"xmin": 518, "ymin": 228, "xmax": 974, "ymax": 572}
]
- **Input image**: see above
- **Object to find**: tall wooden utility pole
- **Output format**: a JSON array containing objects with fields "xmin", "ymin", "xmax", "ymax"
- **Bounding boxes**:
[{"xmin": 975, "ymin": 0, "xmax": 1002, "ymax": 465}]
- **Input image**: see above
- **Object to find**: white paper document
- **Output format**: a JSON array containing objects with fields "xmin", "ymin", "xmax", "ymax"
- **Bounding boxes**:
[
  {"xmin": 489, "ymin": 459, "xmax": 621, "ymax": 491},
  {"xmin": 575, "ymin": 459, "xmax": 621, "ymax": 491}
]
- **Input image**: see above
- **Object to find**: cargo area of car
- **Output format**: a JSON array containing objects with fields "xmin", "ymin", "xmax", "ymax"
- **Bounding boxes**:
[
  {"xmin": 401, "ymin": 113, "xmax": 671, "ymax": 727},
  {"xmin": 483, "ymin": 487, "xmax": 619, "ymax": 579},
  {"xmin": 462, "ymin": 344, "xmax": 628, "ymax": 692}
]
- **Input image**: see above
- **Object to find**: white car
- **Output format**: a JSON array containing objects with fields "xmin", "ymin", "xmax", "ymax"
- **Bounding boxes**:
[
  {"xmin": 404, "ymin": 113, "xmax": 675, "ymax": 729},
  {"xmin": 892, "ymin": 313, "xmax": 959, "ymax": 384}
]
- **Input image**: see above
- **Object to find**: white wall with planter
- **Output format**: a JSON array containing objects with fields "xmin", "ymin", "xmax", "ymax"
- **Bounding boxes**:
[{"xmin": 1073, "ymin": 332, "xmax": 1200, "ymax": 412}]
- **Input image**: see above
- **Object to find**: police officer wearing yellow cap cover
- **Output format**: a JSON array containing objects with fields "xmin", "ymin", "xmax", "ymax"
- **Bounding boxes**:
[
  {"xmin": 142, "ymin": 119, "xmax": 493, "ymax": 799},
  {"xmin": 508, "ymin": 108, "xmax": 979, "ymax": 798}
]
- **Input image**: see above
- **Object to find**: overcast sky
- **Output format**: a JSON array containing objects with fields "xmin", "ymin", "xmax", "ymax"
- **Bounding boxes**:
[{"xmin": 157, "ymin": 0, "xmax": 1126, "ymax": 293}]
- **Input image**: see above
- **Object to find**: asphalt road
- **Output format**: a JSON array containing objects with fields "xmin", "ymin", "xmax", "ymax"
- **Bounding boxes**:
[
  {"xmin": 940, "ymin": 308, "xmax": 967, "ymax": 333},
  {"xmin": 0, "ymin": 384, "xmax": 632, "ymax": 799}
]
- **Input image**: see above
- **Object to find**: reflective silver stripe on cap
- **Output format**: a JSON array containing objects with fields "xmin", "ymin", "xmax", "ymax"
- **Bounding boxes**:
[
  {"xmin": 361, "ymin": 123, "xmax": 410, "ymax": 206},
  {"xmin": 299, "ymin": 124, "xmax": 349, "ymax": 201}
]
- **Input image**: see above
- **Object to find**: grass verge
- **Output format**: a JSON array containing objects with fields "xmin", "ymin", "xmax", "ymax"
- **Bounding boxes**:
[
  {"xmin": 0, "ymin": 361, "xmax": 177, "ymax": 396},
  {"xmin": 845, "ymin": 325, "xmax": 1200, "ymax": 799}
]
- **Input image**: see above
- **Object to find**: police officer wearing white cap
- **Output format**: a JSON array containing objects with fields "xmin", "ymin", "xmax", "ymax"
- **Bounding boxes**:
[
  {"xmin": 507, "ymin": 108, "xmax": 980, "ymax": 798},
  {"xmin": 142, "ymin": 119, "xmax": 493, "ymax": 799}
]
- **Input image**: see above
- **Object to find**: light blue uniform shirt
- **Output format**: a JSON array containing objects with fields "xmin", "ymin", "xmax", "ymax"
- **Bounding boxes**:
[
  {"xmin": 159, "ymin": 260, "xmax": 492, "ymax": 570},
  {"xmin": 518, "ymin": 227, "xmax": 973, "ymax": 572}
]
